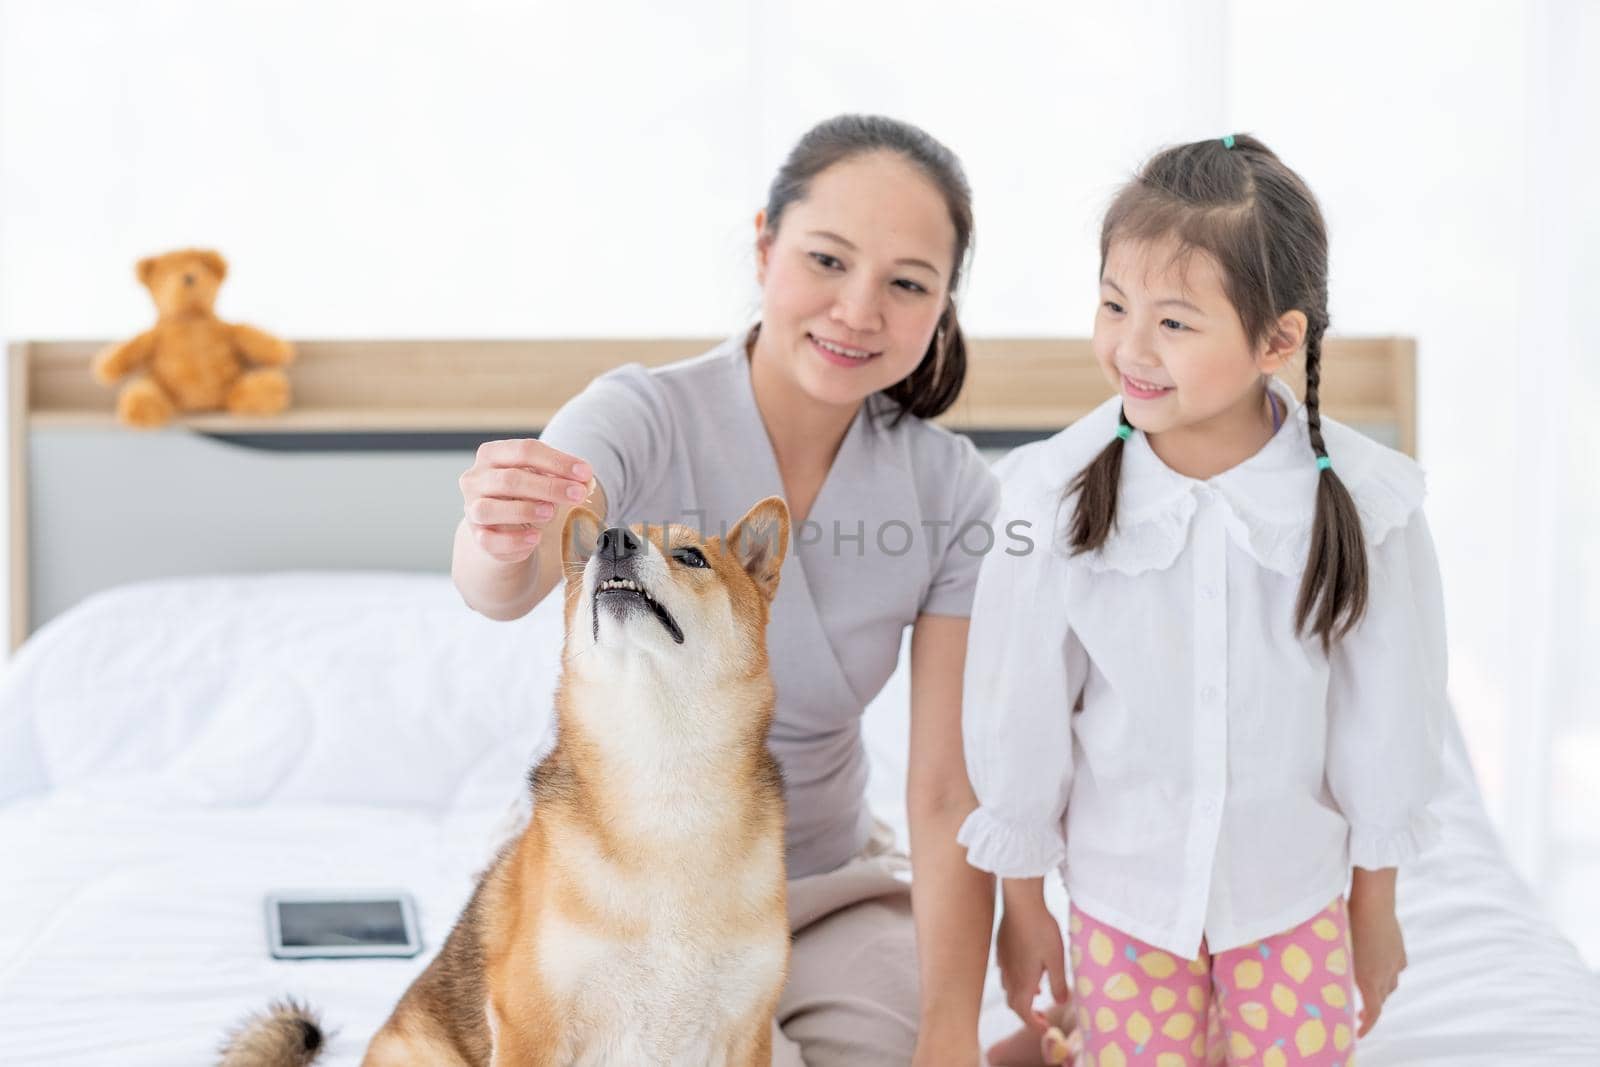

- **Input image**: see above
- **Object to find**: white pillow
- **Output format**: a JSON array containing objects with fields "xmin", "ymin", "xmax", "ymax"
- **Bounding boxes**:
[{"xmin": 0, "ymin": 573, "xmax": 565, "ymax": 813}]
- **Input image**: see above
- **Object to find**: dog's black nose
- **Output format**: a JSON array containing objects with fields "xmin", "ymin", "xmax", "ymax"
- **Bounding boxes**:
[
  {"xmin": 597, "ymin": 526, "xmax": 643, "ymax": 562},
  {"xmin": 183, "ymin": 273, "xmax": 195, "ymax": 286}
]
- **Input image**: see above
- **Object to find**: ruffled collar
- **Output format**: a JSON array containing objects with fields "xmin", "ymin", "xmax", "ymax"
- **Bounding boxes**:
[{"xmin": 1081, "ymin": 377, "xmax": 1425, "ymax": 577}]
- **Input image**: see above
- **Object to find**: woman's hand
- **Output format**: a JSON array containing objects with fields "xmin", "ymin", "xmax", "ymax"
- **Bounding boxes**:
[
  {"xmin": 996, "ymin": 879, "xmax": 1070, "ymax": 1030},
  {"xmin": 458, "ymin": 439, "xmax": 593, "ymax": 563},
  {"xmin": 1349, "ymin": 871, "xmax": 1406, "ymax": 1037}
]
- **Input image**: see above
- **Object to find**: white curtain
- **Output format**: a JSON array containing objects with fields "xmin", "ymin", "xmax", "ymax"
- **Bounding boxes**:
[{"xmin": 1511, "ymin": 0, "xmax": 1599, "ymax": 966}]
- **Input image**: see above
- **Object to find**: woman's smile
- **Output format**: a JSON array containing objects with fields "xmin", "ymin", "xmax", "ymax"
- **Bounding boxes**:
[{"xmin": 808, "ymin": 332, "xmax": 883, "ymax": 367}]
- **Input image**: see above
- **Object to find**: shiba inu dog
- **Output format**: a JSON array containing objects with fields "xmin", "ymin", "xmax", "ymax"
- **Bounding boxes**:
[{"xmin": 221, "ymin": 497, "xmax": 792, "ymax": 1067}]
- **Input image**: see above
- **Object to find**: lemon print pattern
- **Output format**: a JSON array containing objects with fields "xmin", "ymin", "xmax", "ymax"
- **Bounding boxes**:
[
  {"xmin": 1139, "ymin": 951, "xmax": 1179, "ymax": 979},
  {"xmin": 1104, "ymin": 973, "xmax": 1140, "ymax": 1001},
  {"xmin": 1066, "ymin": 898, "xmax": 1356, "ymax": 1065},
  {"xmin": 1296, "ymin": 1019, "xmax": 1328, "ymax": 1055}
]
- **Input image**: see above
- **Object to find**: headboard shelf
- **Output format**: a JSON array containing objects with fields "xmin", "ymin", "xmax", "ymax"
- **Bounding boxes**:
[
  {"xmin": 6, "ymin": 335, "xmax": 1416, "ymax": 650},
  {"xmin": 11, "ymin": 336, "xmax": 1415, "ymax": 447},
  {"xmin": 26, "ymin": 409, "xmax": 562, "ymax": 433}
]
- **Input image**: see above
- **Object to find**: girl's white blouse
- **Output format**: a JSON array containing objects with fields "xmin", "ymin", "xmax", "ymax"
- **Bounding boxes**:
[{"xmin": 958, "ymin": 380, "xmax": 1448, "ymax": 957}]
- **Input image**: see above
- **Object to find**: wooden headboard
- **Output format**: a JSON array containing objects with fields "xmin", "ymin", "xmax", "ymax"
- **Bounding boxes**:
[{"xmin": 6, "ymin": 337, "xmax": 1416, "ymax": 648}]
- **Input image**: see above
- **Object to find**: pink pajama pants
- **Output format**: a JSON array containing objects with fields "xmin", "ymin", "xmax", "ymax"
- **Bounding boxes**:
[{"xmin": 1068, "ymin": 898, "xmax": 1358, "ymax": 1066}]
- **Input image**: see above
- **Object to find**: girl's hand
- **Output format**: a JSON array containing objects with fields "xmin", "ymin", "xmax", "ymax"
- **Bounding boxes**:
[
  {"xmin": 458, "ymin": 439, "xmax": 593, "ymax": 563},
  {"xmin": 1349, "ymin": 885, "xmax": 1407, "ymax": 1037},
  {"xmin": 996, "ymin": 879, "xmax": 1070, "ymax": 1030},
  {"xmin": 985, "ymin": 1001, "xmax": 1082, "ymax": 1066}
]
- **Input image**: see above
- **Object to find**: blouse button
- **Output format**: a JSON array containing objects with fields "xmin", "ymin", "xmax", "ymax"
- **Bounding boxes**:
[
  {"xmin": 1201, "ymin": 685, "xmax": 1218, "ymax": 702},
  {"xmin": 1202, "ymin": 584, "xmax": 1218, "ymax": 599}
]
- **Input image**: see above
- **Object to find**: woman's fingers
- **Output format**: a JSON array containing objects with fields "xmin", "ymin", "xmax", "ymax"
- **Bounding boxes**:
[
  {"xmin": 467, "ymin": 496, "xmax": 557, "ymax": 528},
  {"xmin": 473, "ymin": 524, "xmax": 542, "ymax": 563},
  {"xmin": 464, "ymin": 440, "xmax": 592, "ymax": 506},
  {"xmin": 465, "ymin": 466, "xmax": 590, "ymax": 510},
  {"xmin": 475, "ymin": 438, "xmax": 591, "ymax": 482}
]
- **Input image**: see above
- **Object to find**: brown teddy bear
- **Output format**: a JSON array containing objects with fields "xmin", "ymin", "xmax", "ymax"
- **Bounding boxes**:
[{"xmin": 93, "ymin": 248, "xmax": 295, "ymax": 428}]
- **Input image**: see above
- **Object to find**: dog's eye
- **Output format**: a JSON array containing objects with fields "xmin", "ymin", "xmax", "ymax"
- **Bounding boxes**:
[{"xmin": 672, "ymin": 546, "xmax": 709, "ymax": 569}]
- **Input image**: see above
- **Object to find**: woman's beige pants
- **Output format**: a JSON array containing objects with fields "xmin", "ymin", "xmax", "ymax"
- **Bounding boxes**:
[{"xmin": 770, "ymin": 821, "xmax": 921, "ymax": 1066}]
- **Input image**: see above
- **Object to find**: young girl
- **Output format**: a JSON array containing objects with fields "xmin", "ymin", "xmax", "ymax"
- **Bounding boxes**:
[{"xmin": 962, "ymin": 134, "xmax": 1448, "ymax": 1067}]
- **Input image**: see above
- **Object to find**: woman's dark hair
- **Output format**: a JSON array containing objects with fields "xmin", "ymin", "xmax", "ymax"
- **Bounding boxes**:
[
  {"xmin": 1067, "ymin": 134, "xmax": 1368, "ymax": 651},
  {"xmin": 753, "ymin": 113, "xmax": 973, "ymax": 424}
]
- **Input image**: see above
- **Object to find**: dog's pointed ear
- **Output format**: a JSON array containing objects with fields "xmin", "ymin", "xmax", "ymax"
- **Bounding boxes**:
[
  {"xmin": 135, "ymin": 255, "xmax": 161, "ymax": 288},
  {"xmin": 727, "ymin": 496, "xmax": 790, "ymax": 601},
  {"xmin": 563, "ymin": 507, "xmax": 603, "ymax": 567}
]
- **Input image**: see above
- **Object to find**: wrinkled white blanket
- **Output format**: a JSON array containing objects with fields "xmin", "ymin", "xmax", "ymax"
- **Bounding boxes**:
[{"xmin": 1, "ymin": 575, "xmax": 1595, "ymax": 1065}]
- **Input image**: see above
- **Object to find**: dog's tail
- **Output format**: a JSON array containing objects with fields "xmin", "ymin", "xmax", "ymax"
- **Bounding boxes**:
[{"xmin": 217, "ymin": 997, "xmax": 326, "ymax": 1067}]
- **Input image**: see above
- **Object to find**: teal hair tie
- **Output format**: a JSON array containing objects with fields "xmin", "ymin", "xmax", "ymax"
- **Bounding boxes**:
[
  {"xmin": 1222, "ymin": 134, "xmax": 1236, "ymax": 149},
  {"xmin": 1115, "ymin": 424, "xmax": 1132, "ymax": 442},
  {"xmin": 1316, "ymin": 456, "xmax": 1332, "ymax": 471}
]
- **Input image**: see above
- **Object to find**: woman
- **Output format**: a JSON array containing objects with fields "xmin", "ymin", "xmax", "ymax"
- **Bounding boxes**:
[{"xmin": 453, "ymin": 114, "xmax": 1003, "ymax": 1066}]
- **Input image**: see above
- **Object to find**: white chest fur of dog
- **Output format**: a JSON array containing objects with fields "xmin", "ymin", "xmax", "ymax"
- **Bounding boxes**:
[
  {"xmin": 530, "ymin": 673, "xmax": 789, "ymax": 1066},
  {"xmin": 538, "ymin": 915, "xmax": 786, "ymax": 1067}
]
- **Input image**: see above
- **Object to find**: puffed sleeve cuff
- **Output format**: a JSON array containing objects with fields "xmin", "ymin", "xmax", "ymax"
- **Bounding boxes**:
[
  {"xmin": 1348, "ymin": 808, "xmax": 1442, "ymax": 870},
  {"xmin": 956, "ymin": 807, "xmax": 1066, "ymax": 878}
]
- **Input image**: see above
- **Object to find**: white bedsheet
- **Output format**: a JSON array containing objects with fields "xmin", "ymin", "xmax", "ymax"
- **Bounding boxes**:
[{"xmin": 1, "ymin": 574, "xmax": 1596, "ymax": 1065}]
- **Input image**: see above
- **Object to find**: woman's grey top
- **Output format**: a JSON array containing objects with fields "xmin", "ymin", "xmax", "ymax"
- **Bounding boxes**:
[{"xmin": 540, "ymin": 335, "xmax": 1000, "ymax": 877}]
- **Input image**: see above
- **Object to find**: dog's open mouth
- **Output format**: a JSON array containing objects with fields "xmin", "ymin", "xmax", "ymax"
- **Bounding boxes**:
[{"xmin": 594, "ymin": 577, "xmax": 685, "ymax": 645}]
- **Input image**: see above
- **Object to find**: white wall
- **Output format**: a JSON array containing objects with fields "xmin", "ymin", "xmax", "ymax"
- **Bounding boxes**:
[
  {"xmin": 0, "ymin": 1, "xmax": 1238, "ymax": 338},
  {"xmin": 3, "ymin": 0, "xmax": 1596, "ymax": 960}
]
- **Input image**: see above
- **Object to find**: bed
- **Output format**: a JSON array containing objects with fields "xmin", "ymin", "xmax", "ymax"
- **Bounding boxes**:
[{"xmin": 2, "ymin": 338, "xmax": 1596, "ymax": 1066}]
